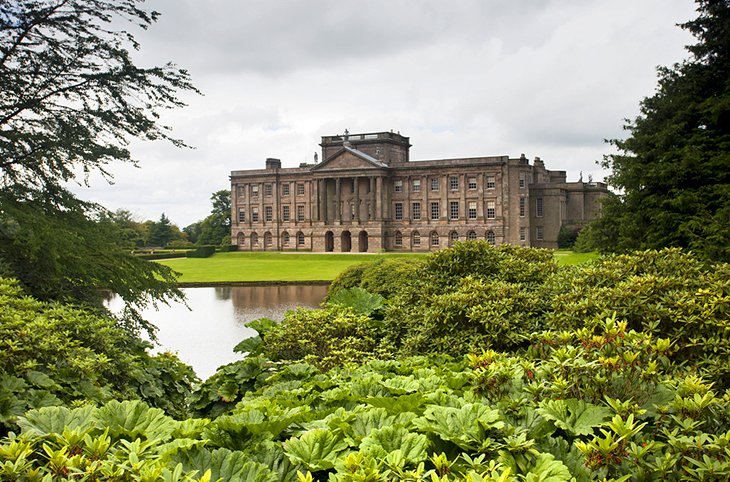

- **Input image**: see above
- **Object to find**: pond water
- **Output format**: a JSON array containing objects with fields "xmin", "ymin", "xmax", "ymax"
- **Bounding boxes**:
[{"xmin": 107, "ymin": 285, "xmax": 328, "ymax": 379}]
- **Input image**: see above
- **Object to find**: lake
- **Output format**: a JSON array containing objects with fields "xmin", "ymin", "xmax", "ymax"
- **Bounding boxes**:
[{"xmin": 108, "ymin": 284, "xmax": 328, "ymax": 379}]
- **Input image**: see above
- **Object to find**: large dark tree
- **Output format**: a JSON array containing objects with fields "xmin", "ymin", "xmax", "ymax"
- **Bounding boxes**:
[
  {"xmin": 591, "ymin": 0, "xmax": 730, "ymax": 261},
  {"xmin": 192, "ymin": 189, "xmax": 231, "ymax": 246},
  {"xmin": 0, "ymin": 0, "xmax": 198, "ymax": 332}
]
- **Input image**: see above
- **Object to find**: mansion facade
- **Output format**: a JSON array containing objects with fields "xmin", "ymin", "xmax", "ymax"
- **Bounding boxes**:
[{"xmin": 230, "ymin": 131, "xmax": 609, "ymax": 252}]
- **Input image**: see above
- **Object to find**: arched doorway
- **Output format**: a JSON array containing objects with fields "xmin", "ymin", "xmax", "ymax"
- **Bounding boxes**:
[
  {"xmin": 325, "ymin": 231, "xmax": 334, "ymax": 252},
  {"xmin": 358, "ymin": 231, "xmax": 368, "ymax": 252},
  {"xmin": 341, "ymin": 231, "xmax": 352, "ymax": 252},
  {"xmin": 236, "ymin": 232, "xmax": 245, "ymax": 246}
]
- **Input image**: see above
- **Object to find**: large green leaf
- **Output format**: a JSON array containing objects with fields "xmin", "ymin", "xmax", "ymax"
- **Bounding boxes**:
[
  {"xmin": 283, "ymin": 429, "xmax": 349, "ymax": 471},
  {"xmin": 208, "ymin": 448, "xmax": 278, "ymax": 482},
  {"xmin": 536, "ymin": 399, "xmax": 610, "ymax": 437},
  {"xmin": 413, "ymin": 403, "xmax": 504, "ymax": 451},
  {"xmin": 524, "ymin": 453, "xmax": 572, "ymax": 482},
  {"xmin": 95, "ymin": 400, "xmax": 176, "ymax": 441},
  {"xmin": 326, "ymin": 288, "xmax": 384, "ymax": 316},
  {"xmin": 359, "ymin": 426, "xmax": 428, "ymax": 464},
  {"xmin": 18, "ymin": 405, "xmax": 96, "ymax": 436}
]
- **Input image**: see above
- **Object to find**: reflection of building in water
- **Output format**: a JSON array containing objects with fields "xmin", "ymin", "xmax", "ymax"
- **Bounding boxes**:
[
  {"xmin": 214, "ymin": 286, "xmax": 231, "ymax": 301},
  {"xmin": 231, "ymin": 130, "xmax": 610, "ymax": 252},
  {"xmin": 230, "ymin": 285, "xmax": 327, "ymax": 311}
]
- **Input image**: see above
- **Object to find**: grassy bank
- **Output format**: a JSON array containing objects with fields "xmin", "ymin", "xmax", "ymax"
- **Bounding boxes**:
[
  {"xmin": 158, "ymin": 249, "xmax": 597, "ymax": 283},
  {"xmin": 158, "ymin": 252, "xmax": 424, "ymax": 283}
]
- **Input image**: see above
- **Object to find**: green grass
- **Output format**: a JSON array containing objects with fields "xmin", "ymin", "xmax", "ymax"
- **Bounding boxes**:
[
  {"xmin": 158, "ymin": 249, "xmax": 599, "ymax": 283},
  {"xmin": 553, "ymin": 249, "xmax": 599, "ymax": 265},
  {"xmin": 158, "ymin": 252, "xmax": 425, "ymax": 283}
]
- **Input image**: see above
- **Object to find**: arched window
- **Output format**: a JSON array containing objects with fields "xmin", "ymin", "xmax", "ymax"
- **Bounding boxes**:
[
  {"xmin": 449, "ymin": 231, "xmax": 459, "ymax": 246},
  {"xmin": 412, "ymin": 231, "xmax": 421, "ymax": 247},
  {"xmin": 264, "ymin": 232, "xmax": 272, "ymax": 247},
  {"xmin": 467, "ymin": 230, "xmax": 477, "ymax": 240},
  {"xmin": 297, "ymin": 231, "xmax": 305, "ymax": 246},
  {"xmin": 251, "ymin": 232, "xmax": 259, "ymax": 247},
  {"xmin": 282, "ymin": 231, "xmax": 290, "ymax": 245},
  {"xmin": 487, "ymin": 230, "xmax": 496, "ymax": 246},
  {"xmin": 237, "ymin": 232, "xmax": 245, "ymax": 245},
  {"xmin": 430, "ymin": 231, "xmax": 439, "ymax": 247},
  {"xmin": 394, "ymin": 231, "xmax": 403, "ymax": 246}
]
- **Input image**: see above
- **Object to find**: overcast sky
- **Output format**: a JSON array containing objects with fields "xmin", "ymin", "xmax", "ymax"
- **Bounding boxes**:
[{"xmin": 73, "ymin": 0, "xmax": 698, "ymax": 228}]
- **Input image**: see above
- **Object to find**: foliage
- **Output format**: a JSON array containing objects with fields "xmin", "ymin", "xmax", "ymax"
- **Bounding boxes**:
[
  {"xmin": 325, "ymin": 287, "xmax": 385, "ymax": 317},
  {"xmin": 326, "ymin": 257, "xmax": 423, "ymax": 300},
  {"xmin": 7, "ymin": 339, "xmax": 730, "ymax": 481},
  {"xmin": 186, "ymin": 245, "xmax": 217, "ymax": 258},
  {"xmin": 258, "ymin": 307, "xmax": 391, "ymax": 371},
  {"xmin": 556, "ymin": 226, "xmax": 580, "ymax": 249},
  {"xmin": 545, "ymin": 248, "xmax": 730, "ymax": 385},
  {"xmin": 148, "ymin": 213, "xmax": 177, "ymax": 248},
  {"xmin": 0, "ymin": 277, "xmax": 197, "ymax": 434},
  {"xmin": 589, "ymin": 0, "xmax": 730, "ymax": 261},
  {"xmin": 0, "ymin": 0, "xmax": 195, "ymax": 324},
  {"xmin": 384, "ymin": 242, "xmax": 557, "ymax": 357},
  {"xmin": 196, "ymin": 189, "xmax": 232, "ymax": 246}
]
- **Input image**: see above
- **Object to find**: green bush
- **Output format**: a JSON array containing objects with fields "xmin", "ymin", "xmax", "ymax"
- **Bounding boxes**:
[
  {"xmin": 217, "ymin": 244, "xmax": 239, "ymax": 252},
  {"xmin": 0, "ymin": 277, "xmax": 197, "ymax": 433},
  {"xmin": 259, "ymin": 307, "xmax": 391, "ymax": 371},
  {"xmin": 135, "ymin": 251, "xmax": 189, "ymax": 260},
  {"xmin": 186, "ymin": 245, "xmax": 217, "ymax": 258}
]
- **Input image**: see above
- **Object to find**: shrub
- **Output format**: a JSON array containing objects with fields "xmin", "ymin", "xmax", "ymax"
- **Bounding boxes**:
[
  {"xmin": 186, "ymin": 245, "xmax": 216, "ymax": 258},
  {"xmin": 0, "ymin": 277, "xmax": 197, "ymax": 433},
  {"xmin": 217, "ymin": 244, "xmax": 239, "ymax": 252},
  {"xmin": 326, "ymin": 258, "xmax": 423, "ymax": 301},
  {"xmin": 135, "ymin": 251, "xmax": 189, "ymax": 260}
]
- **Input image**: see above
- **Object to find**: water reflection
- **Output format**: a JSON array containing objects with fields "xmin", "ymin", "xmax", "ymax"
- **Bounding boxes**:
[{"xmin": 107, "ymin": 284, "xmax": 328, "ymax": 380}]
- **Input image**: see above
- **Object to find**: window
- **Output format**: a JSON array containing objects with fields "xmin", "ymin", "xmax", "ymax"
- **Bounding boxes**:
[
  {"xmin": 251, "ymin": 232, "xmax": 259, "ymax": 246},
  {"xmin": 264, "ymin": 184, "xmax": 272, "ymax": 196},
  {"xmin": 251, "ymin": 207, "xmax": 259, "ymax": 222},
  {"xmin": 449, "ymin": 176, "xmax": 459, "ymax": 191},
  {"xmin": 449, "ymin": 201, "xmax": 459, "ymax": 220},
  {"xmin": 264, "ymin": 206, "xmax": 272, "ymax": 222},
  {"xmin": 412, "ymin": 202, "xmax": 421, "ymax": 220},
  {"xmin": 468, "ymin": 177, "xmax": 477, "ymax": 190},
  {"xmin": 519, "ymin": 197, "xmax": 526, "ymax": 217},
  {"xmin": 431, "ymin": 178, "xmax": 439, "ymax": 191},
  {"xmin": 350, "ymin": 203, "xmax": 355, "ymax": 220},
  {"xmin": 282, "ymin": 205, "xmax": 290, "ymax": 221},
  {"xmin": 350, "ymin": 179, "xmax": 355, "ymax": 192},
  {"xmin": 430, "ymin": 231, "xmax": 439, "ymax": 247},
  {"xmin": 251, "ymin": 184, "xmax": 259, "ymax": 197},
  {"xmin": 282, "ymin": 232, "xmax": 290, "ymax": 245},
  {"xmin": 487, "ymin": 231, "xmax": 496, "ymax": 245},
  {"xmin": 297, "ymin": 183, "xmax": 305, "ymax": 195},
  {"xmin": 394, "ymin": 231, "xmax": 403, "ymax": 246},
  {"xmin": 297, "ymin": 232, "xmax": 305, "ymax": 245},
  {"xmin": 468, "ymin": 201, "xmax": 477, "ymax": 220},
  {"xmin": 519, "ymin": 227, "xmax": 526, "ymax": 241},
  {"xmin": 449, "ymin": 231, "xmax": 458, "ymax": 246},
  {"xmin": 536, "ymin": 226, "xmax": 544, "ymax": 241},
  {"xmin": 430, "ymin": 202, "xmax": 439, "ymax": 220},
  {"xmin": 264, "ymin": 232, "xmax": 272, "ymax": 247},
  {"xmin": 536, "ymin": 197, "xmax": 544, "ymax": 217},
  {"xmin": 297, "ymin": 205, "xmax": 305, "ymax": 222},
  {"xmin": 412, "ymin": 179, "xmax": 421, "ymax": 192},
  {"xmin": 238, "ymin": 184, "xmax": 246, "ymax": 196},
  {"xmin": 282, "ymin": 183, "xmax": 290, "ymax": 196},
  {"xmin": 467, "ymin": 230, "xmax": 477, "ymax": 240},
  {"xmin": 394, "ymin": 202, "xmax": 403, "ymax": 220},
  {"xmin": 486, "ymin": 200, "xmax": 495, "ymax": 219},
  {"xmin": 394, "ymin": 179, "xmax": 403, "ymax": 193},
  {"xmin": 519, "ymin": 172, "xmax": 526, "ymax": 189},
  {"xmin": 486, "ymin": 175, "xmax": 496, "ymax": 189},
  {"xmin": 413, "ymin": 231, "xmax": 421, "ymax": 246},
  {"xmin": 237, "ymin": 232, "xmax": 245, "ymax": 245},
  {"xmin": 238, "ymin": 209, "xmax": 246, "ymax": 222}
]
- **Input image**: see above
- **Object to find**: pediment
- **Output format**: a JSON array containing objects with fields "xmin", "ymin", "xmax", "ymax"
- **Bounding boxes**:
[{"xmin": 311, "ymin": 147, "xmax": 387, "ymax": 172}]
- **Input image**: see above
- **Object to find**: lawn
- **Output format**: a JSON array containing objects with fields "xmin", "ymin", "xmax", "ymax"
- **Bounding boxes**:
[
  {"xmin": 158, "ymin": 252, "xmax": 425, "ymax": 283},
  {"xmin": 158, "ymin": 249, "xmax": 598, "ymax": 283}
]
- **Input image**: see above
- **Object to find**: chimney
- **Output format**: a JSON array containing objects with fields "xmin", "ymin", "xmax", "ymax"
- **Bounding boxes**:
[{"xmin": 265, "ymin": 158, "xmax": 281, "ymax": 170}]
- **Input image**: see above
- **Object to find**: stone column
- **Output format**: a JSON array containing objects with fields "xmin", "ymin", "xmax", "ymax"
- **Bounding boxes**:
[
  {"xmin": 369, "ymin": 176, "xmax": 375, "ymax": 222},
  {"xmin": 354, "ymin": 177, "xmax": 360, "ymax": 224},
  {"xmin": 335, "ymin": 178, "xmax": 341, "ymax": 224},
  {"xmin": 375, "ymin": 177, "xmax": 383, "ymax": 220}
]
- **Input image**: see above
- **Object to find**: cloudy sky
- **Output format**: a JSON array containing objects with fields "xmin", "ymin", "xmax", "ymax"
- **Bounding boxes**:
[{"xmin": 74, "ymin": 0, "xmax": 698, "ymax": 228}]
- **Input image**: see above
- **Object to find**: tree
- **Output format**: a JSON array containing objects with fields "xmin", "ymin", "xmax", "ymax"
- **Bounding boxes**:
[
  {"xmin": 0, "ymin": 1, "xmax": 197, "ymax": 329},
  {"xmin": 147, "ymin": 213, "xmax": 175, "ymax": 247},
  {"xmin": 591, "ymin": 0, "xmax": 730, "ymax": 261},
  {"xmin": 195, "ymin": 189, "xmax": 231, "ymax": 246}
]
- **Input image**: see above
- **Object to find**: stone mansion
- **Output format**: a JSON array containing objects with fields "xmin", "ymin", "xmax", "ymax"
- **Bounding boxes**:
[{"xmin": 230, "ymin": 130, "xmax": 609, "ymax": 252}]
